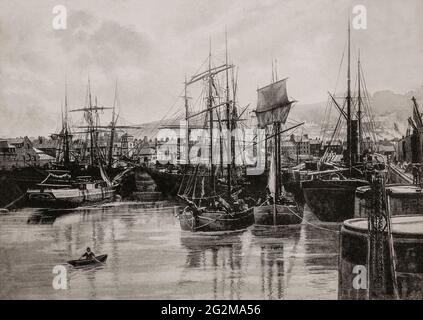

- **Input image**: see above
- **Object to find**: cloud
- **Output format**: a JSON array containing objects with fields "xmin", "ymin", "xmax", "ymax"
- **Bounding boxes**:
[
  {"xmin": 54, "ymin": 11, "xmax": 153, "ymax": 73},
  {"xmin": 1, "ymin": 0, "xmax": 423, "ymax": 138}
]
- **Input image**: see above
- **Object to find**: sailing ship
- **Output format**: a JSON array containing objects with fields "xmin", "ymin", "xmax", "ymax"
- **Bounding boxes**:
[
  {"xmin": 143, "ymin": 80, "xmax": 190, "ymax": 197},
  {"xmin": 76, "ymin": 81, "xmax": 144, "ymax": 173},
  {"xmin": 301, "ymin": 21, "xmax": 382, "ymax": 222},
  {"xmin": 177, "ymin": 35, "xmax": 254, "ymax": 232},
  {"xmin": 253, "ymin": 70, "xmax": 303, "ymax": 226},
  {"xmin": 26, "ymin": 172, "xmax": 115, "ymax": 208},
  {"xmin": 26, "ymin": 79, "xmax": 117, "ymax": 207}
]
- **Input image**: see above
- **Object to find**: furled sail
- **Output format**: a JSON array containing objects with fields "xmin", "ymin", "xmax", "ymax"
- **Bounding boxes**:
[
  {"xmin": 267, "ymin": 147, "xmax": 276, "ymax": 195},
  {"xmin": 255, "ymin": 78, "xmax": 293, "ymax": 128}
]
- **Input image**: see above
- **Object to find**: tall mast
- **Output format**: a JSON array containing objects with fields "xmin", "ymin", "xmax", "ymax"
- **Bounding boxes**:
[
  {"xmin": 346, "ymin": 18, "xmax": 352, "ymax": 167},
  {"xmin": 108, "ymin": 81, "xmax": 118, "ymax": 169},
  {"xmin": 231, "ymin": 65, "xmax": 237, "ymax": 167},
  {"xmin": 63, "ymin": 77, "xmax": 70, "ymax": 167},
  {"xmin": 357, "ymin": 51, "xmax": 362, "ymax": 155},
  {"xmin": 57, "ymin": 101, "xmax": 64, "ymax": 164},
  {"xmin": 273, "ymin": 59, "xmax": 280, "ymax": 198},
  {"xmin": 184, "ymin": 75, "xmax": 190, "ymax": 165},
  {"xmin": 94, "ymin": 96, "xmax": 100, "ymax": 163},
  {"xmin": 225, "ymin": 29, "xmax": 232, "ymax": 197},
  {"xmin": 88, "ymin": 77, "xmax": 94, "ymax": 166},
  {"xmin": 208, "ymin": 38, "xmax": 215, "ymax": 195}
]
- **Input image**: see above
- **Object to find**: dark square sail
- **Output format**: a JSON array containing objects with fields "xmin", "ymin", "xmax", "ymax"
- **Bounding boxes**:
[{"xmin": 255, "ymin": 78, "xmax": 293, "ymax": 128}]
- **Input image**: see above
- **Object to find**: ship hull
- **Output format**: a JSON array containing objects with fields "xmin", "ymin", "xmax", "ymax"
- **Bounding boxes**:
[
  {"xmin": 282, "ymin": 179, "xmax": 305, "ymax": 205},
  {"xmin": 149, "ymin": 167, "xmax": 270, "ymax": 200},
  {"xmin": 1, "ymin": 167, "xmax": 49, "ymax": 191},
  {"xmin": 179, "ymin": 207, "xmax": 254, "ymax": 232},
  {"xmin": 26, "ymin": 186, "xmax": 115, "ymax": 208},
  {"xmin": 301, "ymin": 179, "xmax": 369, "ymax": 222},
  {"xmin": 243, "ymin": 171, "xmax": 268, "ymax": 200},
  {"xmin": 253, "ymin": 204, "xmax": 303, "ymax": 226},
  {"xmin": 147, "ymin": 169, "xmax": 183, "ymax": 197}
]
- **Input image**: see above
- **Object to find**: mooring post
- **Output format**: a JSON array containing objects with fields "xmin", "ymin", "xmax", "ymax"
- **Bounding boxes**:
[
  {"xmin": 385, "ymin": 195, "xmax": 400, "ymax": 299},
  {"xmin": 367, "ymin": 172, "xmax": 387, "ymax": 299},
  {"xmin": 366, "ymin": 169, "xmax": 400, "ymax": 299}
]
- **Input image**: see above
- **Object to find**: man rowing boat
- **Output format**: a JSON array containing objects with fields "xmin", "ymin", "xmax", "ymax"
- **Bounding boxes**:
[{"xmin": 80, "ymin": 247, "xmax": 100, "ymax": 263}]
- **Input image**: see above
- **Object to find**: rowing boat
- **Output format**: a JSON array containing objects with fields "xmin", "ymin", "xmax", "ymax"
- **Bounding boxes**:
[{"xmin": 67, "ymin": 254, "xmax": 108, "ymax": 267}]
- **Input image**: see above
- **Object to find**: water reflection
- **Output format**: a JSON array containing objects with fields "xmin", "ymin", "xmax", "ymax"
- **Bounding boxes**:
[
  {"xmin": 180, "ymin": 232, "xmax": 244, "ymax": 299},
  {"xmin": 27, "ymin": 209, "xmax": 70, "ymax": 225},
  {"xmin": 252, "ymin": 225, "xmax": 302, "ymax": 300},
  {"xmin": 302, "ymin": 223, "xmax": 339, "ymax": 270},
  {"xmin": 0, "ymin": 204, "xmax": 339, "ymax": 299},
  {"xmin": 259, "ymin": 243, "xmax": 285, "ymax": 299}
]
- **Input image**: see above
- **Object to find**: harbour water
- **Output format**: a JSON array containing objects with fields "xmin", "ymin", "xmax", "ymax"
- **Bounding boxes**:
[{"xmin": 0, "ymin": 202, "xmax": 339, "ymax": 299}]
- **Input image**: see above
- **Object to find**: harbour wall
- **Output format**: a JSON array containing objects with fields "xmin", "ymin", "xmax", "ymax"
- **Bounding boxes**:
[
  {"xmin": 0, "ymin": 173, "xmax": 24, "ymax": 209},
  {"xmin": 0, "ymin": 167, "xmax": 47, "ymax": 209}
]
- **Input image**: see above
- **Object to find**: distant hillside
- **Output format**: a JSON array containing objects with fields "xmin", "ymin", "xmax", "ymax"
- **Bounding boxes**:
[
  {"xmin": 134, "ymin": 86, "xmax": 423, "ymax": 141},
  {"xmin": 371, "ymin": 86, "xmax": 423, "ymax": 121},
  {"xmin": 289, "ymin": 87, "xmax": 423, "ymax": 139}
]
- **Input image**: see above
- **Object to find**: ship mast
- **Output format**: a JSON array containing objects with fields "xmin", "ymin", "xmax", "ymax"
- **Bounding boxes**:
[
  {"xmin": 208, "ymin": 38, "xmax": 216, "ymax": 196},
  {"xmin": 183, "ymin": 37, "xmax": 234, "ymax": 200},
  {"xmin": 346, "ymin": 18, "xmax": 352, "ymax": 168},
  {"xmin": 69, "ymin": 79, "xmax": 117, "ymax": 168},
  {"xmin": 273, "ymin": 59, "xmax": 281, "ymax": 201},
  {"xmin": 184, "ymin": 75, "xmax": 190, "ymax": 165},
  {"xmin": 231, "ymin": 66, "xmax": 237, "ymax": 167},
  {"xmin": 225, "ymin": 30, "xmax": 232, "ymax": 198},
  {"xmin": 357, "ymin": 51, "xmax": 362, "ymax": 155},
  {"xmin": 57, "ymin": 102, "xmax": 64, "ymax": 164},
  {"xmin": 63, "ymin": 77, "xmax": 70, "ymax": 167},
  {"xmin": 87, "ymin": 78, "xmax": 95, "ymax": 166},
  {"xmin": 94, "ymin": 96, "xmax": 100, "ymax": 163},
  {"xmin": 108, "ymin": 81, "xmax": 118, "ymax": 170},
  {"xmin": 255, "ymin": 66, "xmax": 296, "ymax": 217}
]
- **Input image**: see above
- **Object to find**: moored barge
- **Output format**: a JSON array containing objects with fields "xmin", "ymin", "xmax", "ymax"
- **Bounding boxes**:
[{"xmin": 27, "ymin": 174, "xmax": 115, "ymax": 208}]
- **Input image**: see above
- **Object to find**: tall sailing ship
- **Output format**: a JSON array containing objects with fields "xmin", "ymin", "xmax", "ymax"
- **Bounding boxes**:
[
  {"xmin": 177, "ymin": 36, "xmax": 254, "ymax": 232},
  {"xmin": 148, "ymin": 35, "xmax": 260, "ymax": 201},
  {"xmin": 253, "ymin": 72, "xmax": 303, "ymax": 226},
  {"xmin": 26, "ymin": 79, "xmax": 117, "ymax": 207},
  {"xmin": 301, "ymin": 21, "xmax": 383, "ymax": 222}
]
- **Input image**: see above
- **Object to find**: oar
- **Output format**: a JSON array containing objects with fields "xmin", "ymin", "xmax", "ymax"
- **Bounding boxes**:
[{"xmin": 91, "ymin": 255, "xmax": 103, "ymax": 264}]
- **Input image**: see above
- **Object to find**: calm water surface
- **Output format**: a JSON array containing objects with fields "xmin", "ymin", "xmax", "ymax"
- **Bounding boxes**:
[{"xmin": 0, "ymin": 202, "xmax": 340, "ymax": 299}]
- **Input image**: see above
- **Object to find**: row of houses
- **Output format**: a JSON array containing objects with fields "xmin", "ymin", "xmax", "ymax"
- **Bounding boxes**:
[
  {"xmin": 135, "ymin": 132, "xmax": 348, "ymax": 166},
  {"xmin": 115, "ymin": 133, "xmax": 395, "ymax": 166},
  {"xmin": 0, "ymin": 137, "xmax": 55, "ymax": 170},
  {"xmin": 280, "ymin": 134, "xmax": 323, "ymax": 159},
  {"xmin": 0, "ymin": 132, "xmax": 142, "ymax": 170},
  {"xmin": 135, "ymin": 133, "xmax": 344, "ymax": 166},
  {"xmin": 2, "ymin": 131, "xmax": 396, "ymax": 170},
  {"xmin": 70, "ymin": 132, "xmax": 137, "ymax": 163}
]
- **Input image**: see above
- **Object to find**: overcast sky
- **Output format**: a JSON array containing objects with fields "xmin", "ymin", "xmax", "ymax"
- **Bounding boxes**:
[{"xmin": 1, "ymin": 0, "xmax": 423, "ymax": 137}]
